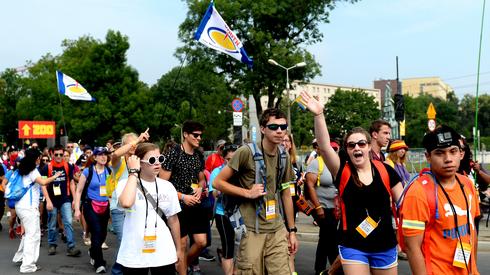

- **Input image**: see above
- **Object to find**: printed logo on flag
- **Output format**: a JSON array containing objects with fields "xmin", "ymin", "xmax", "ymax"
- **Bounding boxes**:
[{"xmin": 207, "ymin": 27, "xmax": 239, "ymax": 53}]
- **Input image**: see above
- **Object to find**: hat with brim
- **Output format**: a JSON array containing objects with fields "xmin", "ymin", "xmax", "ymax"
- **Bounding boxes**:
[{"xmin": 389, "ymin": 140, "xmax": 408, "ymax": 152}]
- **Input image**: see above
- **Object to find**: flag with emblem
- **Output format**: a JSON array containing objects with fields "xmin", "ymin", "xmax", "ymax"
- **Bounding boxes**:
[
  {"xmin": 194, "ymin": 1, "xmax": 253, "ymax": 67},
  {"xmin": 56, "ymin": 71, "xmax": 95, "ymax": 101}
]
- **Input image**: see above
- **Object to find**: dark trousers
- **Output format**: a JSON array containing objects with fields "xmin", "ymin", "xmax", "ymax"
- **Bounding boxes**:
[
  {"xmin": 83, "ymin": 201, "xmax": 109, "ymax": 269},
  {"xmin": 122, "ymin": 264, "xmax": 175, "ymax": 275},
  {"xmin": 315, "ymin": 208, "xmax": 339, "ymax": 273}
]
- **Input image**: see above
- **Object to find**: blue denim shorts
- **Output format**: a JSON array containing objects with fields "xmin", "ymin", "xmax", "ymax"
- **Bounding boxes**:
[{"xmin": 338, "ymin": 245, "xmax": 398, "ymax": 269}]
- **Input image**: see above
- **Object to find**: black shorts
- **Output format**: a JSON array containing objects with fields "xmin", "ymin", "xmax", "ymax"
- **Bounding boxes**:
[
  {"xmin": 178, "ymin": 204, "xmax": 209, "ymax": 237},
  {"xmin": 215, "ymin": 214, "xmax": 235, "ymax": 259}
]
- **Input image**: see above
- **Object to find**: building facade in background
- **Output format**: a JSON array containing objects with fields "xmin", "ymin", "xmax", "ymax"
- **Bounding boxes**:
[{"xmin": 261, "ymin": 81, "xmax": 381, "ymax": 110}]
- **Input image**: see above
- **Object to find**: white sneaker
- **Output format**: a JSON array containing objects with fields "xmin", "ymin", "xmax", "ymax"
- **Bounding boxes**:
[
  {"xmin": 88, "ymin": 251, "xmax": 94, "ymax": 266},
  {"xmin": 101, "ymin": 242, "xmax": 109, "ymax": 250},
  {"xmin": 95, "ymin": 266, "xmax": 106, "ymax": 273}
]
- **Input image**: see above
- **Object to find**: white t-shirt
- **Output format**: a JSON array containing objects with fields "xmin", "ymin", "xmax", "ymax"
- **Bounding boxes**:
[
  {"xmin": 15, "ymin": 169, "xmax": 41, "ymax": 209},
  {"xmin": 115, "ymin": 177, "xmax": 181, "ymax": 268}
]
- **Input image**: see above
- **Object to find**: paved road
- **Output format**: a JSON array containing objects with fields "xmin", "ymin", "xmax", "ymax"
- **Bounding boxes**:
[{"xmin": 1, "ymin": 217, "xmax": 490, "ymax": 274}]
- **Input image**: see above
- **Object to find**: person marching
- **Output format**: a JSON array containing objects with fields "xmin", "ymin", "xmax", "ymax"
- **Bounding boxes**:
[
  {"xmin": 300, "ymin": 91, "xmax": 403, "ymax": 275},
  {"xmin": 401, "ymin": 126, "xmax": 480, "ymax": 275},
  {"xmin": 116, "ymin": 143, "xmax": 182, "ymax": 274},
  {"xmin": 74, "ymin": 147, "xmax": 112, "ymax": 273},
  {"xmin": 6, "ymin": 149, "xmax": 61, "ymax": 273}
]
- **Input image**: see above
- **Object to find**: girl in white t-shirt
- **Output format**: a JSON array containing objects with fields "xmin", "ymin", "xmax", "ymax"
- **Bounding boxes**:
[
  {"xmin": 3, "ymin": 149, "xmax": 61, "ymax": 273},
  {"xmin": 116, "ymin": 143, "xmax": 182, "ymax": 274}
]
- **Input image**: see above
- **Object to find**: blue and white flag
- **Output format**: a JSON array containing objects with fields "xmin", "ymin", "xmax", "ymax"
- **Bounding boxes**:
[
  {"xmin": 56, "ymin": 71, "xmax": 95, "ymax": 101},
  {"xmin": 194, "ymin": 2, "xmax": 253, "ymax": 67}
]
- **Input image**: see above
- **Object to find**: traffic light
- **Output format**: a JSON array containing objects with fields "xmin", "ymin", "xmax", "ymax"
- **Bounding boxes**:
[{"xmin": 394, "ymin": 94, "xmax": 404, "ymax": 121}]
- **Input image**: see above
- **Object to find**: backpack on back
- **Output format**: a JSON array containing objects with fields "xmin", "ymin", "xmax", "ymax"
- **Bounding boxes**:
[{"xmin": 5, "ymin": 170, "xmax": 34, "ymax": 208}]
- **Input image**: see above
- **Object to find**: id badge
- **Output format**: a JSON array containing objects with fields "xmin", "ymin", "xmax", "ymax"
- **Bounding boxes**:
[
  {"xmin": 453, "ymin": 242, "xmax": 471, "ymax": 268},
  {"xmin": 356, "ymin": 216, "xmax": 378, "ymax": 238},
  {"xmin": 289, "ymin": 183, "xmax": 296, "ymax": 197},
  {"xmin": 53, "ymin": 185, "xmax": 61, "ymax": 196},
  {"xmin": 266, "ymin": 200, "xmax": 276, "ymax": 220},
  {"xmin": 191, "ymin": 183, "xmax": 199, "ymax": 190},
  {"xmin": 142, "ymin": 229, "xmax": 157, "ymax": 253},
  {"xmin": 100, "ymin": 185, "xmax": 107, "ymax": 197}
]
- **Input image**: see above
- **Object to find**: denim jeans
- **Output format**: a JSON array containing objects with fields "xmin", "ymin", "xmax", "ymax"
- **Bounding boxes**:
[
  {"xmin": 83, "ymin": 200, "xmax": 109, "ymax": 269},
  {"xmin": 48, "ymin": 201, "xmax": 75, "ymax": 248},
  {"xmin": 111, "ymin": 208, "xmax": 125, "ymax": 275}
]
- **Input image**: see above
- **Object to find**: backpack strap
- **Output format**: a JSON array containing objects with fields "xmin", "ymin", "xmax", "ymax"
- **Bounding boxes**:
[
  {"xmin": 247, "ymin": 143, "xmax": 265, "ymax": 233},
  {"xmin": 81, "ymin": 165, "xmax": 94, "ymax": 203},
  {"xmin": 317, "ymin": 156, "xmax": 325, "ymax": 186},
  {"xmin": 417, "ymin": 173, "xmax": 437, "ymax": 275},
  {"xmin": 339, "ymin": 162, "xmax": 351, "ymax": 231},
  {"xmin": 63, "ymin": 162, "xmax": 70, "ymax": 196}
]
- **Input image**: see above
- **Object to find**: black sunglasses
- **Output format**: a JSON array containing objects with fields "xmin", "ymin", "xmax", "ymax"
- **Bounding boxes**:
[
  {"xmin": 41, "ymin": 158, "xmax": 49, "ymax": 162},
  {"xmin": 266, "ymin": 124, "xmax": 288, "ymax": 131},
  {"xmin": 346, "ymin": 140, "xmax": 368, "ymax": 149},
  {"xmin": 190, "ymin": 132, "xmax": 202, "ymax": 138},
  {"xmin": 54, "ymin": 153, "xmax": 63, "ymax": 157},
  {"xmin": 223, "ymin": 144, "xmax": 239, "ymax": 151},
  {"xmin": 140, "ymin": 155, "xmax": 165, "ymax": 165}
]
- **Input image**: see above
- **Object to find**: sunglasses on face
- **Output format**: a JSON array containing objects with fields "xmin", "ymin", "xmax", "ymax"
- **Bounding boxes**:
[
  {"xmin": 66, "ymin": 146, "xmax": 73, "ymax": 148},
  {"xmin": 140, "ymin": 155, "xmax": 165, "ymax": 165},
  {"xmin": 41, "ymin": 158, "xmax": 49, "ymax": 162},
  {"xmin": 54, "ymin": 153, "xmax": 63, "ymax": 157},
  {"xmin": 266, "ymin": 124, "xmax": 288, "ymax": 131},
  {"xmin": 190, "ymin": 132, "xmax": 202, "ymax": 138},
  {"xmin": 346, "ymin": 140, "xmax": 368, "ymax": 150}
]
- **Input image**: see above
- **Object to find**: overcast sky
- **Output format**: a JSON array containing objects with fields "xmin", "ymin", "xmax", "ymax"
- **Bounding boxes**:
[{"xmin": 1, "ymin": 0, "xmax": 489, "ymax": 98}]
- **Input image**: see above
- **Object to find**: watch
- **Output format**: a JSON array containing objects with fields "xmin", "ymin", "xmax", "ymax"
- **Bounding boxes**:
[
  {"xmin": 287, "ymin": 227, "xmax": 298, "ymax": 233},
  {"xmin": 128, "ymin": 168, "xmax": 140, "ymax": 174}
]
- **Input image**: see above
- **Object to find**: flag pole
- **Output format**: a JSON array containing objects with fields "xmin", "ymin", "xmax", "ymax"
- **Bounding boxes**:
[
  {"xmin": 57, "ymin": 88, "xmax": 68, "ymax": 137},
  {"xmin": 474, "ymin": 0, "xmax": 486, "ymax": 163}
]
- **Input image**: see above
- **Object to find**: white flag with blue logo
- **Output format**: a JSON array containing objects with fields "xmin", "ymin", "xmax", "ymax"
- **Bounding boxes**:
[
  {"xmin": 194, "ymin": 2, "xmax": 253, "ymax": 67},
  {"xmin": 56, "ymin": 71, "xmax": 95, "ymax": 101}
]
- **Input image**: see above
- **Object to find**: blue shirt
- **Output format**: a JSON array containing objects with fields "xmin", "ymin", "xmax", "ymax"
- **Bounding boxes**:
[
  {"xmin": 83, "ymin": 166, "xmax": 109, "ymax": 202},
  {"xmin": 209, "ymin": 164, "xmax": 225, "ymax": 215}
]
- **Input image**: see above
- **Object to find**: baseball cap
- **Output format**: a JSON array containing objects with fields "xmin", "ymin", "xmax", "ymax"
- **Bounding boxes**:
[
  {"xmin": 7, "ymin": 145, "xmax": 18, "ymax": 153},
  {"xmin": 93, "ymin": 146, "xmax": 109, "ymax": 156},
  {"xmin": 330, "ymin": 141, "xmax": 340, "ymax": 150},
  {"xmin": 422, "ymin": 125, "xmax": 461, "ymax": 153},
  {"xmin": 388, "ymin": 140, "xmax": 408, "ymax": 152}
]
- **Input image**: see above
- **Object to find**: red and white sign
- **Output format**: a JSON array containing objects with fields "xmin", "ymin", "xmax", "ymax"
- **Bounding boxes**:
[{"xmin": 18, "ymin": 121, "xmax": 56, "ymax": 139}]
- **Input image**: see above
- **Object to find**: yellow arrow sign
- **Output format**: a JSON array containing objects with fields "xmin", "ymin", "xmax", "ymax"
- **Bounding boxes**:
[
  {"xmin": 22, "ymin": 124, "xmax": 31, "ymax": 136},
  {"xmin": 427, "ymin": 102, "xmax": 437, "ymax": 119}
]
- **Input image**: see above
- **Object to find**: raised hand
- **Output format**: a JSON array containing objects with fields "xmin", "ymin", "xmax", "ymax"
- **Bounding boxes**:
[{"xmin": 299, "ymin": 91, "xmax": 324, "ymax": 116}]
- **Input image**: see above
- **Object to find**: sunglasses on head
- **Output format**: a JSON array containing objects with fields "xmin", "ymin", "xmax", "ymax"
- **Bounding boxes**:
[
  {"xmin": 346, "ymin": 140, "xmax": 368, "ymax": 149},
  {"xmin": 140, "ymin": 155, "xmax": 165, "ymax": 165},
  {"xmin": 190, "ymin": 132, "xmax": 202, "ymax": 138},
  {"xmin": 223, "ymin": 144, "xmax": 239, "ymax": 151},
  {"xmin": 266, "ymin": 124, "xmax": 288, "ymax": 131}
]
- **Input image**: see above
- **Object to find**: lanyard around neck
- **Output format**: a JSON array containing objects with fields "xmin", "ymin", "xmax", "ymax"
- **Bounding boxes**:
[{"xmin": 139, "ymin": 176, "xmax": 159, "ymax": 229}]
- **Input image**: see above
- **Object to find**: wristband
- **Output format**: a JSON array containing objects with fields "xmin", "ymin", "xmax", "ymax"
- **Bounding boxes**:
[
  {"xmin": 128, "ymin": 168, "xmax": 140, "ymax": 174},
  {"xmin": 287, "ymin": 226, "xmax": 298, "ymax": 233},
  {"xmin": 315, "ymin": 205, "xmax": 322, "ymax": 210}
]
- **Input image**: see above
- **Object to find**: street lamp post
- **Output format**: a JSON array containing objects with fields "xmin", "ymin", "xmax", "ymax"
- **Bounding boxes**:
[{"xmin": 268, "ymin": 59, "xmax": 306, "ymax": 133}]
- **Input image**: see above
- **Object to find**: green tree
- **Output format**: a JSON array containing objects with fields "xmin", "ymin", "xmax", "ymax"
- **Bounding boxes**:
[
  {"xmin": 324, "ymin": 88, "xmax": 380, "ymax": 138},
  {"xmin": 151, "ymin": 61, "xmax": 233, "ymax": 145},
  {"xmin": 177, "ymin": 0, "xmax": 356, "ymax": 115},
  {"xmin": 404, "ymin": 92, "xmax": 461, "ymax": 147},
  {"xmin": 0, "ymin": 69, "xmax": 27, "ymax": 144}
]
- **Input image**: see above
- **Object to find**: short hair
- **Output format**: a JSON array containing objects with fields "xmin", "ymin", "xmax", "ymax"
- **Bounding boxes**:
[
  {"xmin": 369, "ymin": 120, "xmax": 391, "ymax": 136},
  {"xmin": 122, "ymin": 133, "xmax": 138, "ymax": 145},
  {"xmin": 53, "ymin": 144, "xmax": 64, "ymax": 152},
  {"xmin": 260, "ymin": 108, "xmax": 287, "ymax": 127},
  {"xmin": 135, "ymin": 143, "xmax": 159, "ymax": 159},
  {"xmin": 182, "ymin": 120, "xmax": 204, "ymax": 134}
]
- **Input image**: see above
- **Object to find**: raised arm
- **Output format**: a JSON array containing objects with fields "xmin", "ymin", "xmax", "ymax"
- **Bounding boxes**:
[
  {"xmin": 111, "ymin": 129, "xmax": 150, "ymax": 167},
  {"xmin": 300, "ymin": 91, "xmax": 341, "ymax": 176}
]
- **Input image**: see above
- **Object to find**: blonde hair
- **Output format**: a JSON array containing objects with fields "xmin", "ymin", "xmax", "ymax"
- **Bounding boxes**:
[
  {"xmin": 387, "ymin": 150, "xmax": 407, "ymax": 164},
  {"xmin": 286, "ymin": 133, "xmax": 298, "ymax": 165},
  {"xmin": 122, "ymin": 133, "xmax": 138, "ymax": 145}
]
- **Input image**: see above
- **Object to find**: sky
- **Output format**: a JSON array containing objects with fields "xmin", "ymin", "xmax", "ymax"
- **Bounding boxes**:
[{"xmin": 1, "ymin": 0, "xmax": 489, "ymax": 98}]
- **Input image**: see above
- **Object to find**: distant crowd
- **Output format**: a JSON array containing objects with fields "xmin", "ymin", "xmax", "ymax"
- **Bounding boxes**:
[{"xmin": 1, "ymin": 90, "xmax": 490, "ymax": 275}]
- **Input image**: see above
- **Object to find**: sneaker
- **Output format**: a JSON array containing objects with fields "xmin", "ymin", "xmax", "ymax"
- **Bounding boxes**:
[
  {"xmin": 198, "ymin": 251, "xmax": 215, "ymax": 262},
  {"xmin": 83, "ymin": 236, "xmax": 91, "ymax": 246},
  {"xmin": 67, "ymin": 247, "xmax": 81, "ymax": 257},
  {"xmin": 95, "ymin": 266, "xmax": 106, "ymax": 273},
  {"xmin": 48, "ymin": 245, "xmax": 56, "ymax": 255},
  {"xmin": 101, "ymin": 242, "xmax": 109, "ymax": 250},
  {"xmin": 398, "ymin": 251, "xmax": 408, "ymax": 260}
]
